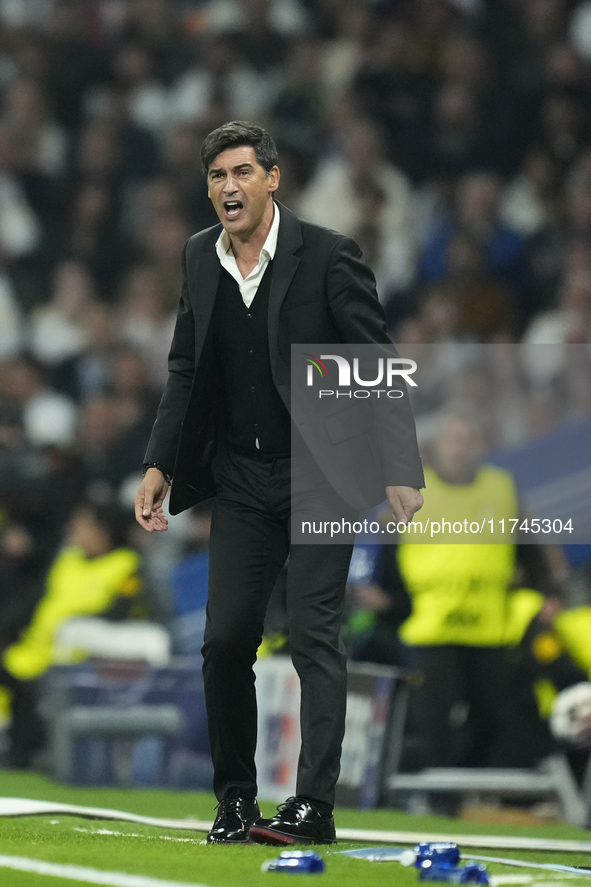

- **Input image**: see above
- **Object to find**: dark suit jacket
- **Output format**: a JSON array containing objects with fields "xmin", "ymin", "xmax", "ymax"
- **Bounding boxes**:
[{"xmin": 144, "ymin": 202, "xmax": 424, "ymax": 514}]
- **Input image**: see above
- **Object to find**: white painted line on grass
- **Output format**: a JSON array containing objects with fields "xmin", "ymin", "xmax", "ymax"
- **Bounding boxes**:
[
  {"xmin": 335, "ymin": 828, "xmax": 591, "ymax": 853},
  {"xmin": 0, "ymin": 798, "xmax": 212, "ymax": 832},
  {"xmin": 0, "ymin": 854, "xmax": 210, "ymax": 887},
  {"xmin": 490, "ymin": 877, "xmax": 580, "ymax": 886},
  {"xmin": 72, "ymin": 826, "xmax": 203, "ymax": 843},
  {"xmin": 489, "ymin": 878, "xmax": 535, "ymax": 885},
  {"xmin": 467, "ymin": 853, "xmax": 591, "ymax": 878}
]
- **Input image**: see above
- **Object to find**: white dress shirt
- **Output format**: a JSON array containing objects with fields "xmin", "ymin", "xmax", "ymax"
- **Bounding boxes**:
[{"xmin": 215, "ymin": 203, "xmax": 280, "ymax": 308}]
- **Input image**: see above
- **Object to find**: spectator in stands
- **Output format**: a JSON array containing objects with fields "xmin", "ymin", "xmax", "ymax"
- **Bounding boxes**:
[
  {"xmin": 118, "ymin": 0, "xmax": 190, "ymax": 84},
  {"xmin": 61, "ymin": 180, "xmax": 126, "ymax": 294},
  {"xmin": 269, "ymin": 36, "xmax": 324, "ymax": 178},
  {"xmin": 53, "ymin": 300, "xmax": 116, "ymax": 401},
  {"xmin": 0, "ymin": 352, "xmax": 76, "ymax": 449},
  {"xmin": 77, "ymin": 393, "xmax": 142, "ymax": 498},
  {"xmin": 28, "ymin": 260, "xmax": 95, "ymax": 367},
  {"xmin": 117, "ymin": 264, "xmax": 177, "ymax": 387},
  {"xmin": 407, "ymin": 282, "xmax": 463, "ymax": 344},
  {"xmin": 524, "ymin": 263, "xmax": 591, "ymax": 345},
  {"xmin": 320, "ymin": 0, "xmax": 375, "ymax": 99},
  {"xmin": 107, "ymin": 345, "xmax": 161, "ymax": 448},
  {"xmin": 345, "ymin": 543, "xmax": 411, "ymax": 668},
  {"xmin": 46, "ymin": 0, "xmax": 106, "ymax": 129},
  {"xmin": 0, "ymin": 128, "xmax": 41, "ymax": 263},
  {"xmin": 351, "ymin": 17, "xmax": 436, "ymax": 184},
  {"xmin": 501, "ymin": 147, "xmax": 560, "ymax": 238},
  {"xmin": 204, "ymin": 0, "xmax": 306, "ymax": 54},
  {"xmin": 352, "ymin": 178, "xmax": 417, "ymax": 309},
  {"xmin": 109, "ymin": 41, "xmax": 171, "ymax": 138},
  {"xmin": 3, "ymin": 77, "xmax": 67, "ymax": 179},
  {"xmin": 298, "ymin": 117, "xmax": 415, "ymax": 266},
  {"xmin": 162, "ymin": 123, "xmax": 219, "ymax": 231},
  {"xmin": 420, "ymin": 171, "xmax": 530, "ymax": 330},
  {"xmin": 528, "ymin": 152, "xmax": 591, "ymax": 307},
  {"xmin": 0, "ymin": 400, "xmax": 67, "ymax": 563},
  {"xmin": 168, "ymin": 505, "xmax": 212, "ymax": 656},
  {"xmin": 171, "ymin": 33, "xmax": 279, "ymax": 128}
]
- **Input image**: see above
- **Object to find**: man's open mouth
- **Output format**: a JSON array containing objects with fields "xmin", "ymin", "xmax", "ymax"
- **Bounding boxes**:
[{"xmin": 223, "ymin": 200, "xmax": 243, "ymax": 219}]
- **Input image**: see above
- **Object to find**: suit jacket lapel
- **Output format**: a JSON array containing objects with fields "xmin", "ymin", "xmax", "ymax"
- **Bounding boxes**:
[
  {"xmin": 187, "ymin": 231, "xmax": 222, "ymax": 361},
  {"xmin": 268, "ymin": 202, "xmax": 302, "ymax": 374}
]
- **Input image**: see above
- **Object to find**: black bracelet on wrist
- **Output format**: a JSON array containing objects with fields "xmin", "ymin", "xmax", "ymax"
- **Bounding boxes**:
[{"xmin": 143, "ymin": 462, "xmax": 173, "ymax": 484}]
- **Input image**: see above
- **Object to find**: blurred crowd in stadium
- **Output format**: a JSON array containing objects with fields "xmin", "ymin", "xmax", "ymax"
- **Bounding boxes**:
[{"xmin": 0, "ymin": 0, "xmax": 590, "ymax": 795}]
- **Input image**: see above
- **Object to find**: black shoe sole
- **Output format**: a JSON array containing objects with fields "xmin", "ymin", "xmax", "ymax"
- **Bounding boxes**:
[
  {"xmin": 249, "ymin": 826, "xmax": 298, "ymax": 846},
  {"xmin": 249, "ymin": 826, "xmax": 335, "ymax": 846}
]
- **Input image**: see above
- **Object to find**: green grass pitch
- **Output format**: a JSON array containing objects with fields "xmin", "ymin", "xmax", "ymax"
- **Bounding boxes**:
[{"xmin": 0, "ymin": 770, "xmax": 589, "ymax": 887}]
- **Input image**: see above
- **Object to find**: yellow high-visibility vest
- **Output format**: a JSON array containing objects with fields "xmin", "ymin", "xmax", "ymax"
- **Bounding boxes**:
[
  {"xmin": 3, "ymin": 546, "xmax": 141, "ymax": 681},
  {"xmin": 502, "ymin": 595, "xmax": 591, "ymax": 717},
  {"xmin": 503, "ymin": 588, "xmax": 545, "ymax": 646},
  {"xmin": 554, "ymin": 607, "xmax": 591, "ymax": 677},
  {"xmin": 399, "ymin": 464, "xmax": 518, "ymax": 646}
]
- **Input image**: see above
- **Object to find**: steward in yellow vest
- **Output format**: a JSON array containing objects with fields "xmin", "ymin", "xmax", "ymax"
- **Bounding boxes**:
[
  {"xmin": 4, "ymin": 545, "xmax": 141, "ymax": 681},
  {"xmin": 504, "ymin": 589, "xmax": 591, "ymax": 715},
  {"xmin": 503, "ymin": 590, "xmax": 591, "ymax": 782},
  {"xmin": 0, "ymin": 501, "xmax": 142, "ymax": 768},
  {"xmin": 396, "ymin": 411, "xmax": 552, "ymax": 773}
]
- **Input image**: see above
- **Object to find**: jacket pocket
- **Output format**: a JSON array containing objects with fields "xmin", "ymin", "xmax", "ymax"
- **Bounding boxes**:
[
  {"xmin": 324, "ymin": 401, "xmax": 374, "ymax": 444},
  {"xmin": 284, "ymin": 292, "xmax": 321, "ymax": 310}
]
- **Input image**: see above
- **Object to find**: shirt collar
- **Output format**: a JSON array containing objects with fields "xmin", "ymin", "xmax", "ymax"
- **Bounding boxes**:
[{"xmin": 215, "ymin": 201, "xmax": 280, "ymax": 264}]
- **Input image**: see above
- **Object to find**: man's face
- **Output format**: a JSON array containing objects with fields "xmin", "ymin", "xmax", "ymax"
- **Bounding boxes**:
[
  {"xmin": 431, "ymin": 417, "xmax": 486, "ymax": 484},
  {"xmin": 207, "ymin": 145, "xmax": 279, "ymax": 239}
]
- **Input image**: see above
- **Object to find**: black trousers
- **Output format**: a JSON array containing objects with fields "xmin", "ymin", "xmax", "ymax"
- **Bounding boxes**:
[
  {"xmin": 202, "ymin": 447, "xmax": 356, "ymax": 806},
  {"xmin": 0, "ymin": 663, "xmax": 46, "ymax": 768},
  {"xmin": 407, "ymin": 645, "xmax": 552, "ymax": 770}
]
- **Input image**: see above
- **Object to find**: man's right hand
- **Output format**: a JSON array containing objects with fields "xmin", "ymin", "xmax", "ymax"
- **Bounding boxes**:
[{"xmin": 135, "ymin": 468, "xmax": 170, "ymax": 533}]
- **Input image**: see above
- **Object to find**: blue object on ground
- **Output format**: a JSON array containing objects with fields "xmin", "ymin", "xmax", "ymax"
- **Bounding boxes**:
[
  {"xmin": 263, "ymin": 851, "xmax": 326, "ymax": 874},
  {"xmin": 419, "ymin": 862, "xmax": 489, "ymax": 884},
  {"xmin": 415, "ymin": 843, "xmax": 461, "ymax": 868}
]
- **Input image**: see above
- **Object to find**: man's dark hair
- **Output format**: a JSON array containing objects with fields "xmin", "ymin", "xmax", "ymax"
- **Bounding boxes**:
[
  {"xmin": 200, "ymin": 121, "xmax": 278, "ymax": 176},
  {"xmin": 75, "ymin": 499, "xmax": 135, "ymax": 551}
]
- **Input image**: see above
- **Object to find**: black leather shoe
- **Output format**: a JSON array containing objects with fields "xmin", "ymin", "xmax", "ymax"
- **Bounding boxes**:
[
  {"xmin": 249, "ymin": 796, "xmax": 336, "ymax": 845},
  {"xmin": 207, "ymin": 796, "xmax": 261, "ymax": 844}
]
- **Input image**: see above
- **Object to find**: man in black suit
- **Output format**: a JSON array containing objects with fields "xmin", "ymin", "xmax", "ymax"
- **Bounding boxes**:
[{"xmin": 135, "ymin": 122, "xmax": 424, "ymax": 845}]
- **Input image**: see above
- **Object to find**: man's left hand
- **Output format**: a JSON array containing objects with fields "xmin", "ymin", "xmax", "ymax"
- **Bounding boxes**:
[{"xmin": 385, "ymin": 485, "xmax": 424, "ymax": 525}]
